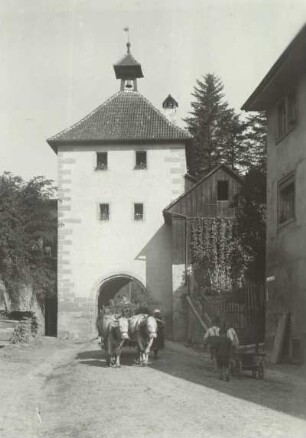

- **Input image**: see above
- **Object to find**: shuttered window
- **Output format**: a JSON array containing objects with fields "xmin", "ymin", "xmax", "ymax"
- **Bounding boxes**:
[
  {"xmin": 278, "ymin": 176, "xmax": 295, "ymax": 225},
  {"xmin": 134, "ymin": 203, "xmax": 144, "ymax": 220},
  {"xmin": 277, "ymin": 92, "xmax": 297, "ymax": 141},
  {"xmin": 217, "ymin": 180, "xmax": 229, "ymax": 201},
  {"xmin": 96, "ymin": 152, "xmax": 108, "ymax": 170},
  {"xmin": 99, "ymin": 203, "xmax": 110, "ymax": 220},
  {"xmin": 135, "ymin": 151, "xmax": 147, "ymax": 169}
]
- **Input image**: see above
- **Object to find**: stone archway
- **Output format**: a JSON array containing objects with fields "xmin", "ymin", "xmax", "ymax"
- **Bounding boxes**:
[{"xmin": 97, "ymin": 274, "xmax": 147, "ymax": 311}]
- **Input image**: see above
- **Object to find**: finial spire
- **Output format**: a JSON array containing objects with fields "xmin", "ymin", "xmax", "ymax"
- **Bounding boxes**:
[
  {"xmin": 123, "ymin": 27, "xmax": 130, "ymax": 52},
  {"xmin": 114, "ymin": 30, "xmax": 143, "ymax": 91}
]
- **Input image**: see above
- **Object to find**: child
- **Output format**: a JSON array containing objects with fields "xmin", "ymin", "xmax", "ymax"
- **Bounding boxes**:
[
  {"xmin": 152, "ymin": 309, "xmax": 165, "ymax": 359},
  {"xmin": 227, "ymin": 326, "xmax": 239, "ymax": 347},
  {"xmin": 215, "ymin": 327, "xmax": 232, "ymax": 381}
]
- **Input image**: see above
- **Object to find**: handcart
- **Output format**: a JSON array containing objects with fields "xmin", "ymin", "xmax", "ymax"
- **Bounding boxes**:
[{"xmin": 230, "ymin": 343, "xmax": 265, "ymax": 379}]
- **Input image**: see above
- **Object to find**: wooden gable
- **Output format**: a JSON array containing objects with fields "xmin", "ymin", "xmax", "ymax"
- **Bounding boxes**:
[{"xmin": 164, "ymin": 164, "xmax": 242, "ymax": 221}]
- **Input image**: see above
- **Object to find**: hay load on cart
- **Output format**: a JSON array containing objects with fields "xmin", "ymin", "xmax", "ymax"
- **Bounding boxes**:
[{"xmin": 101, "ymin": 297, "xmax": 137, "ymax": 318}]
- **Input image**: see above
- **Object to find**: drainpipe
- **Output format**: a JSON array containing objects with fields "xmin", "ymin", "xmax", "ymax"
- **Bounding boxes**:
[{"xmin": 185, "ymin": 217, "xmax": 188, "ymax": 291}]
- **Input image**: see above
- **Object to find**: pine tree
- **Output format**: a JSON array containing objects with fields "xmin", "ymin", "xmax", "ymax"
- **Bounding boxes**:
[
  {"xmin": 218, "ymin": 111, "xmax": 247, "ymax": 171},
  {"xmin": 232, "ymin": 113, "xmax": 267, "ymax": 281},
  {"xmin": 234, "ymin": 167, "xmax": 266, "ymax": 281},
  {"xmin": 184, "ymin": 73, "xmax": 243, "ymax": 177},
  {"xmin": 240, "ymin": 112, "xmax": 267, "ymax": 173}
]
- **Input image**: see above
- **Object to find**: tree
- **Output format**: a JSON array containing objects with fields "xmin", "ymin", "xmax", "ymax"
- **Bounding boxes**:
[
  {"xmin": 184, "ymin": 74, "xmax": 268, "ymax": 282},
  {"xmin": 232, "ymin": 112, "xmax": 267, "ymax": 281},
  {"xmin": 234, "ymin": 167, "xmax": 266, "ymax": 281},
  {"xmin": 184, "ymin": 73, "xmax": 244, "ymax": 177},
  {"xmin": 0, "ymin": 173, "xmax": 57, "ymax": 307},
  {"xmin": 239, "ymin": 112, "xmax": 267, "ymax": 173}
]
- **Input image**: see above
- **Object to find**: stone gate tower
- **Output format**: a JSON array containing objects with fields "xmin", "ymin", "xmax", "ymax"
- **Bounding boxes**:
[{"xmin": 47, "ymin": 43, "xmax": 191, "ymax": 338}]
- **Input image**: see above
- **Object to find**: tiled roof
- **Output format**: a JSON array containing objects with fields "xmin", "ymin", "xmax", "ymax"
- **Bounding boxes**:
[
  {"xmin": 242, "ymin": 24, "xmax": 306, "ymax": 111},
  {"xmin": 114, "ymin": 52, "xmax": 141, "ymax": 68},
  {"xmin": 47, "ymin": 91, "xmax": 192, "ymax": 148}
]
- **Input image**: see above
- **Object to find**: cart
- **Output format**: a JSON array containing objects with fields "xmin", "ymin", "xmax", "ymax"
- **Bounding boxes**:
[{"xmin": 230, "ymin": 343, "xmax": 265, "ymax": 379}]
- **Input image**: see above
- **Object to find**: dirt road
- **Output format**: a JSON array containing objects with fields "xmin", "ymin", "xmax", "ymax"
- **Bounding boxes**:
[{"xmin": 1, "ymin": 339, "xmax": 306, "ymax": 438}]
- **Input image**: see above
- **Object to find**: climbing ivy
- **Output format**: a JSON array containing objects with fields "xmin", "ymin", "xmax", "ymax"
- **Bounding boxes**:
[{"xmin": 190, "ymin": 217, "xmax": 245, "ymax": 295}]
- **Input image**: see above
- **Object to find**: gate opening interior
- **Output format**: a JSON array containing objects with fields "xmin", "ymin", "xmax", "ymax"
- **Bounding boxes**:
[{"xmin": 98, "ymin": 275, "xmax": 147, "ymax": 312}]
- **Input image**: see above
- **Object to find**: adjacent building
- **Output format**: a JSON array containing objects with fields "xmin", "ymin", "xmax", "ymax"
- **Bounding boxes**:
[
  {"xmin": 163, "ymin": 164, "xmax": 242, "ymax": 340},
  {"xmin": 242, "ymin": 24, "xmax": 306, "ymax": 362}
]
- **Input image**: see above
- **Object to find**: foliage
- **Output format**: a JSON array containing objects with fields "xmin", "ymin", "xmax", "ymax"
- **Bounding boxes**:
[
  {"xmin": 0, "ymin": 172, "xmax": 57, "ymax": 304},
  {"xmin": 10, "ymin": 311, "xmax": 39, "ymax": 343},
  {"xmin": 190, "ymin": 217, "xmax": 245, "ymax": 295},
  {"xmin": 184, "ymin": 74, "xmax": 267, "ymax": 178},
  {"xmin": 184, "ymin": 73, "xmax": 245, "ymax": 177},
  {"xmin": 239, "ymin": 112, "xmax": 267, "ymax": 174},
  {"xmin": 233, "ymin": 167, "xmax": 266, "ymax": 281},
  {"xmin": 234, "ymin": 113, "xmax": 267, "ymax": 281}
]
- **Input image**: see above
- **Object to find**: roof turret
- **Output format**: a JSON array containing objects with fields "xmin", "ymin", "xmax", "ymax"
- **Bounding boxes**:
[{"xmin": 113, "ymin": 43, "xmax": 144, "ymax": 80}]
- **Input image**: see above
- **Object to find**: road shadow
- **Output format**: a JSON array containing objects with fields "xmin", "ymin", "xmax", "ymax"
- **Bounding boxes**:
[
  {"xmin": 75, "ymin": 343, "xmax": 306, "ymax": 420},
  {"xmin": 148, "ymin": 345, "xmax": 306, "ymax": 421},
  {"xmin": 79, "ymin": 359, "xmax": 106, "ymax": 367},
  {"xmin": 77, "ymin": 347, "xmax": 138, "ymax": 367}
]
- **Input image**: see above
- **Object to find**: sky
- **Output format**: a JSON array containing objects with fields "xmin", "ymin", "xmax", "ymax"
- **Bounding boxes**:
[{"xmin": 0, "ymin": 0, "xmax": 306, "ymax": 183}]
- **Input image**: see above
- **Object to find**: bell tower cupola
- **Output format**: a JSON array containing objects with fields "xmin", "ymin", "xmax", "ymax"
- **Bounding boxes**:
[{"xmin": 113, "ymin": 37, "xmax": 144, "ymax": 92}]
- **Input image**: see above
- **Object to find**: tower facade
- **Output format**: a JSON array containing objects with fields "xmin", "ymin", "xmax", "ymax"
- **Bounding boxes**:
[{"xmin": 47, "ymin": 45, "xmax": 191, "ymax": 338}]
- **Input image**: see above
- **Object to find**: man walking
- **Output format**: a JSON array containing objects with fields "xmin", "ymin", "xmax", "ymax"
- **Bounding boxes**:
[{"xmin": 215, "ymin": 326, "xmax": 232, "ymax": 381}]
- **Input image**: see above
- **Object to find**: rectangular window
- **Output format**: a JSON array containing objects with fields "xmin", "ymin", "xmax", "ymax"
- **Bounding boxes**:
[
  {"xmin": 96, "ymin": 152, "xmax": 108, "ymax": 170},
  {"xmin": 99, "ymin": 203, "xmax": 109, "ymax": 220},
  {"xmin": 135, "ymin": 151, "xmax": 147, "ymax": 169},
  {"xmin": 217, "ymin": 180, "xmax": 229, "ymax": 201},
  {"xmin": 277, "ymin": 100, "xmax": 287, "ymax": 138},
  {"xmin": 134, "ymin": 203, "xmax": 144, "ymax": 220},
  {"xmin": 288, "ymin": 93, "xmax": 297, "ymax": 127},
  {"xmin": 278, "ymin": 176, "xmax": 295, "ymax": 225},
  {"xmin": 277, "ymin": 92, "xmax": 297, "ymax": 140}
]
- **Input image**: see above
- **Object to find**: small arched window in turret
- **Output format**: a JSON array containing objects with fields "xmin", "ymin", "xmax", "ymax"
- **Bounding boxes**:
[{"xmin": 124, "ymin": 80, "xmax": 134, "ymax": 91}]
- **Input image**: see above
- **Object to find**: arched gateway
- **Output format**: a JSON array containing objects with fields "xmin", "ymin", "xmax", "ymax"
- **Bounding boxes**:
[{"xmin": 98, "ymin": 275, "xmax": 147, "ymax": 311}]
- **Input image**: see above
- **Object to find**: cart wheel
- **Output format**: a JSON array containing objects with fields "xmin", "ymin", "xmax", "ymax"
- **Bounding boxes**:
[{"xmin": 258, "ymin": 363, "xmax": 264, "ymax": 379}]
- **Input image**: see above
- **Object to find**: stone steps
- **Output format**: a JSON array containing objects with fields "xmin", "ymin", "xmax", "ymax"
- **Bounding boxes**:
[
  {"xmin": 0, "ymin": 320, "xmax": 18, "ymax": 329},
  {"xmin": 0, "ymin": 320, "xmax": 18, "ymax": 345}
]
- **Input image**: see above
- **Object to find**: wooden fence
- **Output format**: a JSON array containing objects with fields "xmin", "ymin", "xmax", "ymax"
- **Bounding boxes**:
[{"xmin": 187, "ymin": 280, "xmax": 265, "ymax": 345}]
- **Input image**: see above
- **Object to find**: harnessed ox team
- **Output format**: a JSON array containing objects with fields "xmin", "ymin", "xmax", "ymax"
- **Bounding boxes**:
[
  {"xmin": 96, "ymin": 311, "xmax": 158, "ymax": 367},
  {"xmin": 96, "ymin": 312, "xmax": 129, "ymax": 367},
  {"xmin": 129, "ymin": 314, "xmax": 158, "ymax": 365}
]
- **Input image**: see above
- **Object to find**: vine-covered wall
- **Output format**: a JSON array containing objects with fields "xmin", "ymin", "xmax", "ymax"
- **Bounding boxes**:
[{"xmin": 190, "ymin": 217, "xmax": 245, "ymax": 296}]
